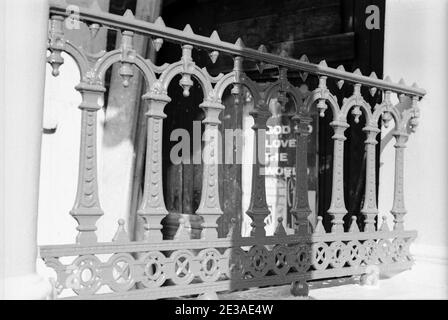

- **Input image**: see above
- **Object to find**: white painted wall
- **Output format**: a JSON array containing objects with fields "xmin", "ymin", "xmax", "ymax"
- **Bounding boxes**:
[{"xmin": 380, "ymin": 0, "xmax": 448, "ymax": 263}]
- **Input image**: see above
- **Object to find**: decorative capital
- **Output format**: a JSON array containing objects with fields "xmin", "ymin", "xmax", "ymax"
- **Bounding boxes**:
[
  {"xmin": 200, "ymin": 100, "xmax": 225, "ymax": 125},
  {"xmin": 75, "ymin": 83, "xmax": 106, "ymax": 111},
  {"xmin": 392, "ymin": 131, "xmax": 409, "ymax": 148},
  {"xmin": 330, "ymin": 120, "xmax": 349, "ymax": 140},
  {"xmin": 363, "ymin": 126, "xmax": 381, "ymax": 144}
]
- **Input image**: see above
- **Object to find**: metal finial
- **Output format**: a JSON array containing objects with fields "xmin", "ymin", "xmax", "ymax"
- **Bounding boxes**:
[
  {"xmin": 380, "ymin": 216, "xmax": 390, "ymax": 231},
  {"xmin": 274, "ymin": 217, "xmax": 287, "ymax": 236},
  {"xmin": 349, "ymin": 216, "xmax": 360, "ymax": 233},
  {"xmin": 112, "ymin": 219, "xmax": 129, "ymax": 242},
  {"xmin": 209, "ymin": 50, "xmax": 219, "ymax": 64},
  {"xmin": 314, "ymin": 216, "xmax": 326, "ymax": 234}
]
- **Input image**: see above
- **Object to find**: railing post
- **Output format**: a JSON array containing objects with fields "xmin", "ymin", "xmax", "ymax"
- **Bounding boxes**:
[
  {"xmin": 246, "ymin": 101, "xmax": 271, "ymax": 238},
  {"xmin": 391, "ymin": 131, "xmax": 409, "ymax": 230},
  {"xmin": 328, "ymin": 120, "xmax": 349, "ymax": 233},
  {"xmin": 361, "ymin": 126, "xmax": 380, "ymax": 232},
  {"xmin": 196, "ymin": 100, "xmax": 225, "ymax": 239},
  {"xmin": 137, "ymin": 85, "xmax": 171, "ymax": 241},
  {"xmin": 291, "ymin": 113, "xmax": 312, "ymax": 234},
  {"xmin": 70, "ymin": 82, "xmax": 106, "ymax": 244}
]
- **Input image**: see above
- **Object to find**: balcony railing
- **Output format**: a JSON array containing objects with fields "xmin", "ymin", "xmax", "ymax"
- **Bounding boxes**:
[{"xmin": 40, "ymin": 0, "xmax": 425, "ymax": 299}]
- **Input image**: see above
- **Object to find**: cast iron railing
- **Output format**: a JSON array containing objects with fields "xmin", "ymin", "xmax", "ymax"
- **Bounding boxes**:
[{"xmin": 40, "ymin": 0, "xmax": 425, "ymax": 299}]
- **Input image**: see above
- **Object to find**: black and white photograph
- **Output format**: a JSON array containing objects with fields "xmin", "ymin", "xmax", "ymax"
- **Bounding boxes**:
[{"xmin": 0, "ymin": 0, "xmax": 446, "ymax": 306}]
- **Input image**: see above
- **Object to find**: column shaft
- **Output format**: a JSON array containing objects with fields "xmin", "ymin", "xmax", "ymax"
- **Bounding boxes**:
[
  {"xmin": 328, "ymin": 121, "xmax": 349, "ymax": 233},
  {"xmin": 391, "ymin": 133, "xmax": 408, "ymax": 230},
  {"xmin": 196, "ymin": 101, "xmax": 224, "ymax": 239},
  {"xmin": 361, "ymin": 128, "xmax": 380, "ymax": 232},
  {"xmin": 137, "ymin": 94, "xmax": 170, "ymax": 241},
  {"xmin": 291, "ymin": 115, "xmax": 312, "ymax": 234},
  {"xmin": 1, "ymin": 0, "xmax": 52, "ymax": 299}
]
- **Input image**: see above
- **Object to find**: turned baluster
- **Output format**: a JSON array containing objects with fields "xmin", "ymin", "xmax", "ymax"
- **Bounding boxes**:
[
  {"xmin": 361, "ymin": 126, "xmax": 380, "ymax": 232},
  {"xmin": 70, "ymin": 83, "xmax": 106, "ymax": 244},
  {"xmin": 328, "ymin": 120, "xmax": 349, "ymax": 233},
  {"xmin": 391, "ymin": 131, "xmax": 409, "ymax": 230},
  {"xmin": 196, "ymin": 100, "xmax": 225, "ymax": 239},
  {"xmin": 137, "ymin": 83, "xmax": 171, "ymax": 241},
  {"xmin": 290, "ymin": 113, "xmax": 312, "ymax": 234},
  {"xmin": 246, "ymin": 100, "xmax": 271, "ymax": 238}
]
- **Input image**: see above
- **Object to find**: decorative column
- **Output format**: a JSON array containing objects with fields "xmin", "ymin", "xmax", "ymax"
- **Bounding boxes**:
[
  {"xmin": 290, "ymin": 113, "xmax": 312, "ymax": 234},
  {"xmin": 390, "ymin": 132, "xmax": 409, "ymax": 230},
  {"xmin": 1, "ymin": 0, "xmax": 52, "ymax": 299},
  {"xmin": 137, "ymin": 86, "xmax": 171, "ymax": 241},
  {"xmin": 361, "ymin": 126, "xmax": 381, "ymax": 232},
  {"xmin": 196, "ymin": 100, "xmax": 225, "ymax": 239},
  {"xmin": 245, "ymin": 101, "xmax": 271, "ymax": 238},
  {"xmin": 70, "ymin": 83, "xmax": 106, "ymax": 244},
  {"xmin": 328, "ymin": 120, "xmax": 349, "ymax": 233}
]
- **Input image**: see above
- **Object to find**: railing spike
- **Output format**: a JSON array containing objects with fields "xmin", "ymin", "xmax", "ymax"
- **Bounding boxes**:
[
  {"xmin": 412, "ymin": 82, "xmax": 419, "ymax": 88},
  {"xmin": 123, "ymin": 9, "xmax": 135, "ymax": 19},
  {"xmin": 54, "ymin": 0, "xmax": 69, "ymax": 8},
  {"xmin": 349, "ymin": 216, "xmax": 360, "ymax": 233},
  {"xmin": 318, "ymin": 60, "xmax": 327, "ymax": 67},
  {"xmin": 183, "ymin": 24, "xmax": 194, "ymax": 34},
  {"xmin": 258, "ymin": 44, "xmax": 268, "ymax": 53},
  {"xmin": 299, "ymin": 54, "xmax": 309, "ymax": 62},
  {"xmin": 399, "ymin": 78, "xmax": 406, "ymax": 86},
  {"xmin": 370, "ymin": 71, "xmax": 378, "ymax": 79},
  {"xmin": 89, "ymin": 0, "xmax": 103, "ymax": 12},
  {"xmin": 354, "ymin": 68, "xmax": 362, "ymax": 76},
  {"xmin": 384, "ymin": 75, "xmax": 392, "ymax": 82},
  {"xmin": 313, "ymin": 216, "xmax": 326, "ymax": 234},
  {"xmin": 154, "ymin": 16, "xmax": 166, "ymax": 27},
  {"xmin": 210, "ymin": 30, "xmax": 221, "ymax": 42},
  {"xmin": 279, "ymin": 49, "xmax": 289, "ymax": 57},
  {"xmin": 379, "ymin": 216, "xmax": 390, "ymax": 232},
  {"xmin": 235, "ymin": 37, "xmax": 245, "ymax": 48}
]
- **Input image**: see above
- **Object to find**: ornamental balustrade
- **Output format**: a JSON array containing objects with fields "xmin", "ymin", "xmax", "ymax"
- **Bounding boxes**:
[{"xmin": 40, "ymin": 0, "xmax": 425, "ymax": 299}]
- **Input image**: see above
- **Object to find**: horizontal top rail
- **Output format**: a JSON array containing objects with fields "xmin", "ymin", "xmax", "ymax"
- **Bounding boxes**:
[{"xmin": 50, "ymin": 0, "xmax": 426, "ymax": 97}]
